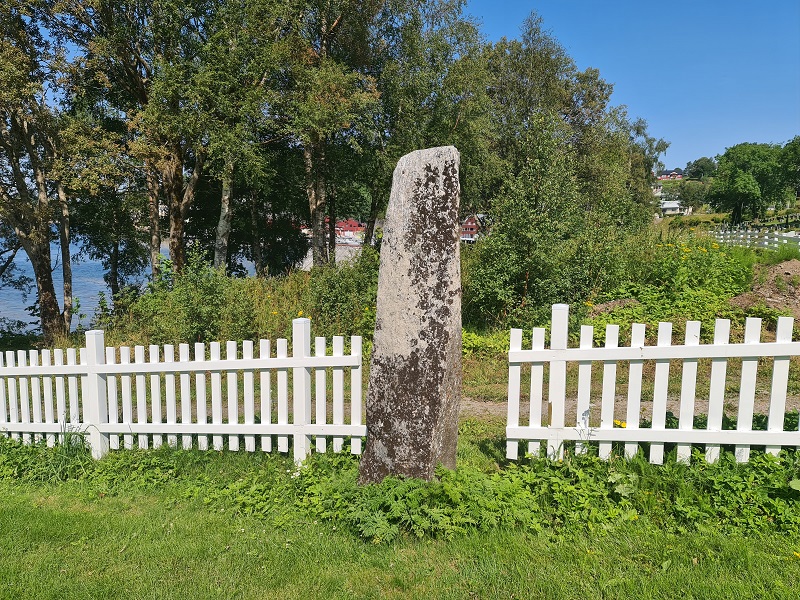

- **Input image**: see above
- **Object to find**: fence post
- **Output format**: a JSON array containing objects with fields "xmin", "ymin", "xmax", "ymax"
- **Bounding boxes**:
[
  {"xmin": 84, "ymin": 330, "xmax": 109, "ymax": 459},
  {"xmin": 292, "ymin": 318, "xmax": 312, "ymax": 463},
  {"xmin": 547, "ymin": 304, "xmax": 569, "ymax": 458}
]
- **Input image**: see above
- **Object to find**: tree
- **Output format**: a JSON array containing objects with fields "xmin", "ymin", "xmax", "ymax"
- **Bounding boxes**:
[
  {"xmin": 49, "ymin": 0, "xmax": 215, "ymax": 273},
  {"xmin": 684, "ymin": 156, "xmax": 717, "ymax": 180},
  {"xmin": 0, "ymin": 1, "xmax": 73, "ymax": 342},
  {"xmin": 276, "ymin": 0, "xmax": 380, "ymax": 267},
  {"xmin": 781, "ymin": 136, "xmax": 800, "ymax": 203},
  {"xmin": 710, "ymin": 170, "xmax": 762, "ymax": 224},
  {"xmin": 676, "ymin": 179, "xmax": 708, "ymax": 212},
  {"xmin": 709, "ymin": 142, "xmax": 790, "ymax": 223},
  {"xmin": 195, "ymin": 0, "xmax": 293, "ymax": 269}
]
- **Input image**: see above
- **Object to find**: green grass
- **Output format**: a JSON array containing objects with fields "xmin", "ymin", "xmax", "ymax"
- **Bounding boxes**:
[
  {"xmin": 2, "ymin": 480, "xmax": 799, "ymax": 599},
  {"xmin": 2, "ymin": 420, "xmax": 800, "ymax": 598}
]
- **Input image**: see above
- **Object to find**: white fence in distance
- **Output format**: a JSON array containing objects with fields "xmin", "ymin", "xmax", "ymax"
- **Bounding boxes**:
[
  {"xmin": 507, "ymin": 304, "xmax": 800, "ymax": 464},
  {"xmin": 714, "ymin": 229, "xmax": 800, "ymax": 251},
  {"xmin": 0, "ymin": 319, "xmax": 364, "ymax": 463}
]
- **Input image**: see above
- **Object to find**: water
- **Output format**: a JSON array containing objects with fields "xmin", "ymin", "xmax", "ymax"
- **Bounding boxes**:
[{"xmin": 0, "ymin": 242, "xmax": 141, "ymax": 332}]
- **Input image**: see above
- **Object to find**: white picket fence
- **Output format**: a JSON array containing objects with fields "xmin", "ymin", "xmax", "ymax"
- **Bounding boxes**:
[
  {"xmin": 0, "ymin": 319, "xmax": 364, "ymax": 463},
  {"xmin": 714, "ymin": 229, "xmax": 800, "ymax": 251},
  {"xmin": 507, "ymin": 304, "xmax": 800, "ymax": 464}
]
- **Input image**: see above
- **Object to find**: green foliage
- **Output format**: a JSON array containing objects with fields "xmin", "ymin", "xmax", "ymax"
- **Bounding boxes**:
[
  {"xmin": 306, "ymin": 247, "xmax": 379, "ymax": 339},
  {"xmin": 463, "ymin": 118, "xmax": 654, "ymax": 329},
  {"xmin": 587, "ymin": 237, "xmax": 759, "ymax": 341},
  {"xmin": 709, "ymin": 142, "xmax": 793, "ymax": 224},
  {"xmin": 3, "ymin": 416, "xmax": 799, "ymax": 543},
  {"xmin": 109, "ymin": 247, "xmax": 380, "ymax": 345}
]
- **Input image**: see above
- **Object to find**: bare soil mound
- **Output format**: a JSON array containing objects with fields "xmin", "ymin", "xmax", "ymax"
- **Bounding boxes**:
[{"xmin": 729, "ymin": 259, "xmax": 800, "ymax": 320}]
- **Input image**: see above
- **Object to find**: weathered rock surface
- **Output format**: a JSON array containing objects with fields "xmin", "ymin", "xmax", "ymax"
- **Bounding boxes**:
[{"xmin": 358, "ymin": 146, "xmax": 462, "ymax": 484}]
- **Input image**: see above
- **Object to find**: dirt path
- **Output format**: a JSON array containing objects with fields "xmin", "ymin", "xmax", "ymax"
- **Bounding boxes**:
[{"xmin": 459, "ymin": 395, "xmax": 800, "ymax": 423}]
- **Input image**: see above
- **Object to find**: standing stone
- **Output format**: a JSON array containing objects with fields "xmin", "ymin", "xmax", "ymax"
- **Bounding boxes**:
[{"xmin": 358, "ymin": 146, "xmax": 462, "ymax": 484}]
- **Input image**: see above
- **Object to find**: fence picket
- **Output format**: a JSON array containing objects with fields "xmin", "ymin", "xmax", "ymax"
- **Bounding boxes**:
[
  {"xmin": 17, "ymin": 350, "xmax": 31, "ymax": 444},
  {"xmin": 332, "ymin": 336, "xmax": 345, "ymax": 453},
  {"xmin": 677, "ymin": 321, "xmax": 701, "ymax": 463},
  {"xmin": 315, "ymin": 337, "xmax": 327, "ymax": 454},
  {"xmin": 226, "ymin": 341, "xmax": 239, "ymax": 451},
  {"xmin": 243, "ymin": 340, "xmax": 255, "ymax": 452},
  {"xmin": 505, "ymin": 328, "xmax": 522, "ymax": 460},
  {"xmin": 575, "ymin": 325, "xmax": 594, "ymax": 454},
  {"xmin": 120, "ymin": 347, "xmax": 133, "ymax": 449},
  {"xmin": 42, "ymin": 350, "xmax": 55, "ymax": 447},
  {"xmin": 54, "ymin": 349, "xmax": 66, "ymax": 439},
  {"xmin": 135, "ymin": 346, "xmax": 147, "ymax": 449},
  {"xmin": 30, "ymin": 350, "xmax": 42, "ymax": 443},
  {"xmin": 599, "ymin": 325, "xmax": 619, "ymax": 460},
  {"xmin": 624, "ymin": 323, "xmax": 646, "ymax": 458},
  {"xmin": 350, "ymin": 336, "xmax": 363, "ymax": 455},
  {"xmin": 195, "ymin": 343, "xmax": 208, "ymax": 451},
  {"xmin": 84, "ymin": 331, "xmax": 109, "ymax": 458},
  {"xmin": 6, "ymin": 353, "xmax": 18, "ymax": 433},
  {"xmin": 277, "ymin": 338, "xmax": 289, "ymax": 453},
  {"xmin": 259, "ymin": 340, "xmax": 272, "ymax": 452},
  {"xmin": 179, "ymin": 344, "xmax": 192, "ymax": 449},
  {"xmin": 292, "ymin": 319, "xmax": 312, "ymax": 463},
  {"xmin": 0, "ymin": 353, "xmax": 6, "ymax": 436},
  {"xmin": 79, "ymin": 348, "xmax": 88, "ymax": 430},
  {"xmin": 548, "ymin": 304, "xmax": 568, "ymax": 458},
  {"xmin": 649, "ymin": 322, "xmax": 672, "ymax": 464},
  {"xmin": 67, "ymin": 348, "xmax": 79, "ymax": 426},
  {"xmin": 106, "ymin": 347, "xmax": 119, "ymax": 450},
  {"xmin": 736, "ymin": 318, "xmax": 761, "ymax": 462},
  {"xmin": 17, "ymin": 351, "xmax": 30, "ymax": 443},
  {"xmin": 766, "ymin": 317, "xmax": 793, "ymax": 456},
  {"xmin": 210, "ymin": 342, "xmax": 223, "ymax": 451},
  {"xmin": 149, "ymin": 345, "xmax": 162, "ymax": 449},
  {"xmin": 165, "ymin": 345, "xmax": 177, "ymax": 448},
  {"xmin": 527, "ymin": 327, "xmax": 546, "ymax": 457},
  {"xmin": 706, "ymin": 319, "xmax": 730, "ymax": 463}
]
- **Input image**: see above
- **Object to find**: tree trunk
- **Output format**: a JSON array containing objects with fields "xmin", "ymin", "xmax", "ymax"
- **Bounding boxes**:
[
  {"xmin": 328, "ymin": 184, "xmax": 336, "ymax": 263},
  {"xmin": 146, "ymin": 163, "xmax": 161, "ymax": 277},
  {"xmin": 250, "ymin": 193, "xmax": 264, "ymax": 275},
  {"xmin": 57, "ymin": 183, "xmax": 73, "ymax": 333},
  {"xmin": 109, "ymin": 239, "xmax": 120, "ymax": 299},
  {"xmin": 304, "ymin": 140, "xmax": 328, "ymax": 267},
  {"xmin": 20, "ymin": 237, "xmax": 64, "ymax": 344},
  {"xmin": 214, "ymin": 158, "xmax": 234, "ymax": 269},
  {"xmin": 165, "ymin": 147, "xmax": 206, "ymax": 272},
  {"xmin": 364, "ymin": 184, "xmax": 381, "ymax": 246}
]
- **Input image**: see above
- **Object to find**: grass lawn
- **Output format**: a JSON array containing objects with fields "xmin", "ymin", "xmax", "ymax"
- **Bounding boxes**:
[
  {"xmin": 2, "ymin": 480, "xmax": 799, "ymax": 599},
  {"xmin": 2, "ymin": 415, "xmax": 800, "ymax": 600}
]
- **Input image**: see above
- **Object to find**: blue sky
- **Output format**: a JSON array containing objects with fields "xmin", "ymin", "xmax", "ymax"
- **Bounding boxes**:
[{"xmin": 464, "ymin": 0, "xmax": 800, "ymax": 170}]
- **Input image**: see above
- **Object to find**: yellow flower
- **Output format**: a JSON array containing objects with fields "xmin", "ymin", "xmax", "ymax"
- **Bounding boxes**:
[
  {"xmin": 298, "ymin": 310, "xmax": 304, "ymax": 316},
  {"xmin": 585, "ymin": 301, "xmax": 594, "ymax": 307},
  {"xmin": 793, "ymin": 551, "xmax": 800, "ymax": 559},
  {"xmin": 272, "ymin": 311, "xmax": 277, "ymax": 315},
  {"xmin": 613, "ymin": 419, "xmax": 627, "ymax": 428}
]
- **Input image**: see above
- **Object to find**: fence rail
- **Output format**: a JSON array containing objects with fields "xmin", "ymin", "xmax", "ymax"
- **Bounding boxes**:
[
  {"xmin": 714, "ymin": 229, "xmax": 800, "ymax": 251},
  {"xmin": 0, "ymin": 319, "xmax": 364, "ymax": 463},
  {"xmin": 507, "ymin": 304, "xmax": 800, "ymax": 464}
]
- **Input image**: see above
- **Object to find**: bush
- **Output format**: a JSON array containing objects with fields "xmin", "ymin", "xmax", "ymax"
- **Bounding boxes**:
[{"xmin": 108, "ymin": 248, "xmax": 380, "ymax": 346}]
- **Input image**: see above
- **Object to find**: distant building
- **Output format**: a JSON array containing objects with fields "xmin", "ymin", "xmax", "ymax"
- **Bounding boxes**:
[
  {"xmin": 656, "ymin": 168, "xmax": 684, "ymax": 181},
  {"xmin": 659, "ymin": 200, "xmax": 692, "ymax": 216},
  {"xmin": 335, "ymin": 218, "xmax": 365, "ymax": 244},
  {"xmin": 460, "ymin": 214, "xmax": 487, "ymax": 243}
]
